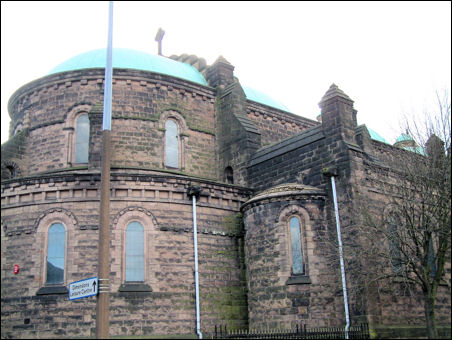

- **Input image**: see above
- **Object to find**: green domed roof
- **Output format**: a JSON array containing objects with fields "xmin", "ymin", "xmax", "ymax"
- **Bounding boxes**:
[
  {"xmin": 367, "ymin": 128, "xmax": 389, "ymax": 144},
  {"xmin": 49, "ymin": 48, "xmax": 291, "ymax": 111},
  {"xmin": 48, "ymin": 48, "xmax": 208, "ymax": 86},
  {"xmin": 395, "ymin": 133, "xmax": 413, "ymax": 143},
  {"xmin": 242, "ymin": 85, "xmax": 290, "ymax": 112},
  {"xmin": 394, "ymin": 133, "xmax": 425, "ymax": 155}
]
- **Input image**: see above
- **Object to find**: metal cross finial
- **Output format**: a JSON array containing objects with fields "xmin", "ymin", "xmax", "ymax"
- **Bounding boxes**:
[{"xmin": 155, "ymin": 28, "xmax": 165, "ymax": 56}]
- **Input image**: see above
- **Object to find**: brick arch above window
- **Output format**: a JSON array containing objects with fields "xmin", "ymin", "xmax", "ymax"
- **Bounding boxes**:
[
  {"xmin": 157, "ymin": 110, "xmax": 188, "ymax": 132},
  {"xmin": 1, "ymin": 160, "xmax": 22, "ymax": 180},
  {"xmin": 34, "ymin": 208, "xmax": 78, "ymax": 232},
  {"xmin": 278, "ymin": 204, "xmax": 310, "ymax": 225},
  {"xmin": 112, "ymin": 206, "xmax": 158, "ymax": 226},
  {"xmin": 64, "ymin": 104, "xmax": 93, "ymax": 129}
]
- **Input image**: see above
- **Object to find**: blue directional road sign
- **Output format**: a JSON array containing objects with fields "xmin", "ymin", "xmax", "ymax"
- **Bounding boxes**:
[{"xmin": 69, "ymin": 277, "xmax": 98, "ymax": 300}]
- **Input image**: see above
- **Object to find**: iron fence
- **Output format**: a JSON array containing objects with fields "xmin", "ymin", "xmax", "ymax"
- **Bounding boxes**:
[{"xmin": 212, "ymin": 323, "xmax": 369, "ymax": 339}]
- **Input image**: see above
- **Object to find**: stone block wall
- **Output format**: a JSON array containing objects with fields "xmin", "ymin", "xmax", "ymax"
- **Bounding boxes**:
[
  {"xmin": 2, "ymin": 58, "xmax": 450, "ymax": 339},
  {"xmin": 245, "ymin": 83, "xmax": 450, "ymax": 330},
  {"xmin": 248, "ymin": 125, "xmax": 329, "ymax": 191},
  {"xmin": 245, "ymin": 102, "xmax": 318, "ymax": 147},
  {"xmin": 215, "ymin": 81, "xmax": 261, "ymax": 187},
  {"xmin": 1, "ymin": 173, "xmax": 251, "ymax": 338},
  {"xmin": 346, "ymin": 148, "xmax": 452, "ymax": 327},
  {"xmin": 1, "ymin": 129, "xmax": 29, "ymax": 180},
  {"xmin": 242, "ymin": 192, "xmax": 344, "ymax": 329},
  {"xmin": 6, "ymin": 69, "xmax": 218, "ymax": 180}
]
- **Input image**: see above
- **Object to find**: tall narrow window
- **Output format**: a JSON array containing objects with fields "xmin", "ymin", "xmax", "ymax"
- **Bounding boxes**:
[
  {"xmin": 289, "ymin": 217, "xmax": 304, "ymax": 275},
  {"xmin": 225, "ymin": 166, "xmax": 234, "ymax": 184},
  {"xmin": 5, "ymin": 165, "xmax": 16, "ymax": 179},
  {"xmin": 165, "ymin": 120, "xmax": 179, "ymax": 168},
  {"xmin": 428, "ymin": 238, "xmax": 437, "ymax": 278},
  {"xmin": 387, "ymin": 213, "xmax": 403, "ymax": 274},
  {"xmin": 126, "ymin": 221, "xmax": 144, "ymax": 282},
  {"xmin": 46, "ymin": 223, "xmax": 66, "ymax": 284},
  {"xmin": 75, "ymin": 114, "xmax": 89, "ymax": 163}
]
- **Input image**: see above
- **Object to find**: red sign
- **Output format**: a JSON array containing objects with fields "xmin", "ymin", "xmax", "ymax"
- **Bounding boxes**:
[{"xmin": 13, "ymin": 264, "xmax": 19, "ymax": 275}]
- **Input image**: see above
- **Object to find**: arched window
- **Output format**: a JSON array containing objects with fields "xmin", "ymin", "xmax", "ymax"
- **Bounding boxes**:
[
  {"xmin": 387, "ymin": 213, "xmax": 403, "ymax": 274},
  {"xmin": 2, "ymin": 161, "xmax": 21, "ymax": 180},
  {"xmin": 225, "ymin": 166, "xmax": 234, "ymax": 184},
  {"xmin": 75, "ymin": 114, "xmax": 89, "ymax": 163},
  {"xmin": 46, "ymin": 223, "xmax": 66, "ymax": 284},
  {"xmin": 126, "ymin": 221, "xmax": 144, "ymax": 282},
  {"xmin": 6, "ymin": 165, "xmax": 16, "ymax": 179},
  {"xmin": 165, "ymin": 119, "xmax": 179, "ymax": 168},
  {"xmin": 289, "ymin": 216, "xmax": 304, "ymax": 275}
]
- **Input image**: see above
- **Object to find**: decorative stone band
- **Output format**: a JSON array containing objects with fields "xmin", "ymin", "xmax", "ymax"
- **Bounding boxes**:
[
  {"xmin": 241, "ymin": 183, "xmax": 326, "ymax": 213},
  {"xmin": 1, "ymin": 171, "xmax": 253, "ymax": 237}
]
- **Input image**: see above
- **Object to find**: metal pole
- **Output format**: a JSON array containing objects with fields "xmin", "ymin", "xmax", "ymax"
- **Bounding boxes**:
[
  {"xmin": 192, "ymin": 195, "xmax": 203, "ymax": 339},
  {"xmin": 330, "ymin": 176, "xmax": 350, "ymax": 339},
  {"xmin": 96, "ymin": 1, "xmax": 113, "ymax": 338}
]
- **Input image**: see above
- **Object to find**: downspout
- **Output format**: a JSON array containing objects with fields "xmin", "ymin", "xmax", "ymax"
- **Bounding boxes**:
[
  {"xmin": 188, "ymin": 186, "xmax": 203, "ymax": 339},
  {"xmin": 324, "ymin": 168, "xmax": 350, "ymax": 339},
  {"xmin": 331, "ymin": 175, "xmax": 350, "ymax": 339}
]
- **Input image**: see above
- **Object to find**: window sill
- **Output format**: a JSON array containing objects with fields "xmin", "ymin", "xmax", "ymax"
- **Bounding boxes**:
[
  {"xmin": 287, "ymin": 275, "xmax": 311, "ymax": 285},
  {"xmin": 36, "ymin": 285, "xmax": 68, "ymax": 295},
  {"xmin": 118, "ymin": 283, "xmax": 152, "ymax": 292}
]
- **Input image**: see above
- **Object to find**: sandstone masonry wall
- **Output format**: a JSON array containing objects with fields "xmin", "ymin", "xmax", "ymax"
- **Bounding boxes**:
[
  {"xmin": 246, "ymin": 102, "xmax": 318, "ymax": 147},
  {"xmin": 6, "ymin": 69, "xmax": 217, "ymax": 180},
  {"xmin": 242, "ymin": 195, "xmax": 345, "ymax": 329},
  {"xmin": 1, "ymin": 173, "xmax": 251, "ymax": 338}
]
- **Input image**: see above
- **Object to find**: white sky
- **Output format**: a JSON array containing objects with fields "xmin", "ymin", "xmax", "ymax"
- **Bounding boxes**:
[{"xmin": 2, "ymin": 1, "xmax": 451, "ymax": 145}]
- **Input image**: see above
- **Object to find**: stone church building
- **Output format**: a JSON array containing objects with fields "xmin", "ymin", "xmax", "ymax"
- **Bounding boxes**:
[{"xmin": 1, "ymin": 48, "xmax": 450, "ymax": 338}]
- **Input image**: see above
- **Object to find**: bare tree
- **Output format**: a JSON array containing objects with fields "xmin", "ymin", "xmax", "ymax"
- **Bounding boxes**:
[
  {"xmin": 339, "ymin": 90, "xmax": 451, "ymax": 338},
  {"xmin": 393, "ymin": 90, "xmax": 451, "ymax": 338}
]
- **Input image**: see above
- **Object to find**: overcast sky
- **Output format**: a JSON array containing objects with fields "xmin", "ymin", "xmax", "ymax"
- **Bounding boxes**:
[{"xmin": 2, "ymin": 1, "xmax": 451, "ymax": 145}]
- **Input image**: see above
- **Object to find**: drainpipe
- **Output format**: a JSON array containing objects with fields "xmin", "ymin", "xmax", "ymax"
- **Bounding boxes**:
[
  {"xmin": 324, "ymin": 168, "xmax": 350, "ymax": 339},
  {"xmin": 188, "ymin": 186, "xmax": 203, "ymax": 339}
]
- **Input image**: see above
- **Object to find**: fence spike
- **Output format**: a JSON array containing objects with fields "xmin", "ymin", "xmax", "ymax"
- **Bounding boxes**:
[{"xmin": 212, "ymin": 322, "xmax": 369, "ymax": 339}]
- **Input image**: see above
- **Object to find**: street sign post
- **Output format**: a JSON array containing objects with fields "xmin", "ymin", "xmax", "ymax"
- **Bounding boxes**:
[{"xmin": 69, "ymin": 277, "xmax": 98, "ymax": 300}]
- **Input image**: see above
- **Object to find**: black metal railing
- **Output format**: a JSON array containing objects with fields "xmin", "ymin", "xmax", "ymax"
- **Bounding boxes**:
[{"xmin": 212, "ymin": 323, "xmax": 370, "ymax": 339}]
